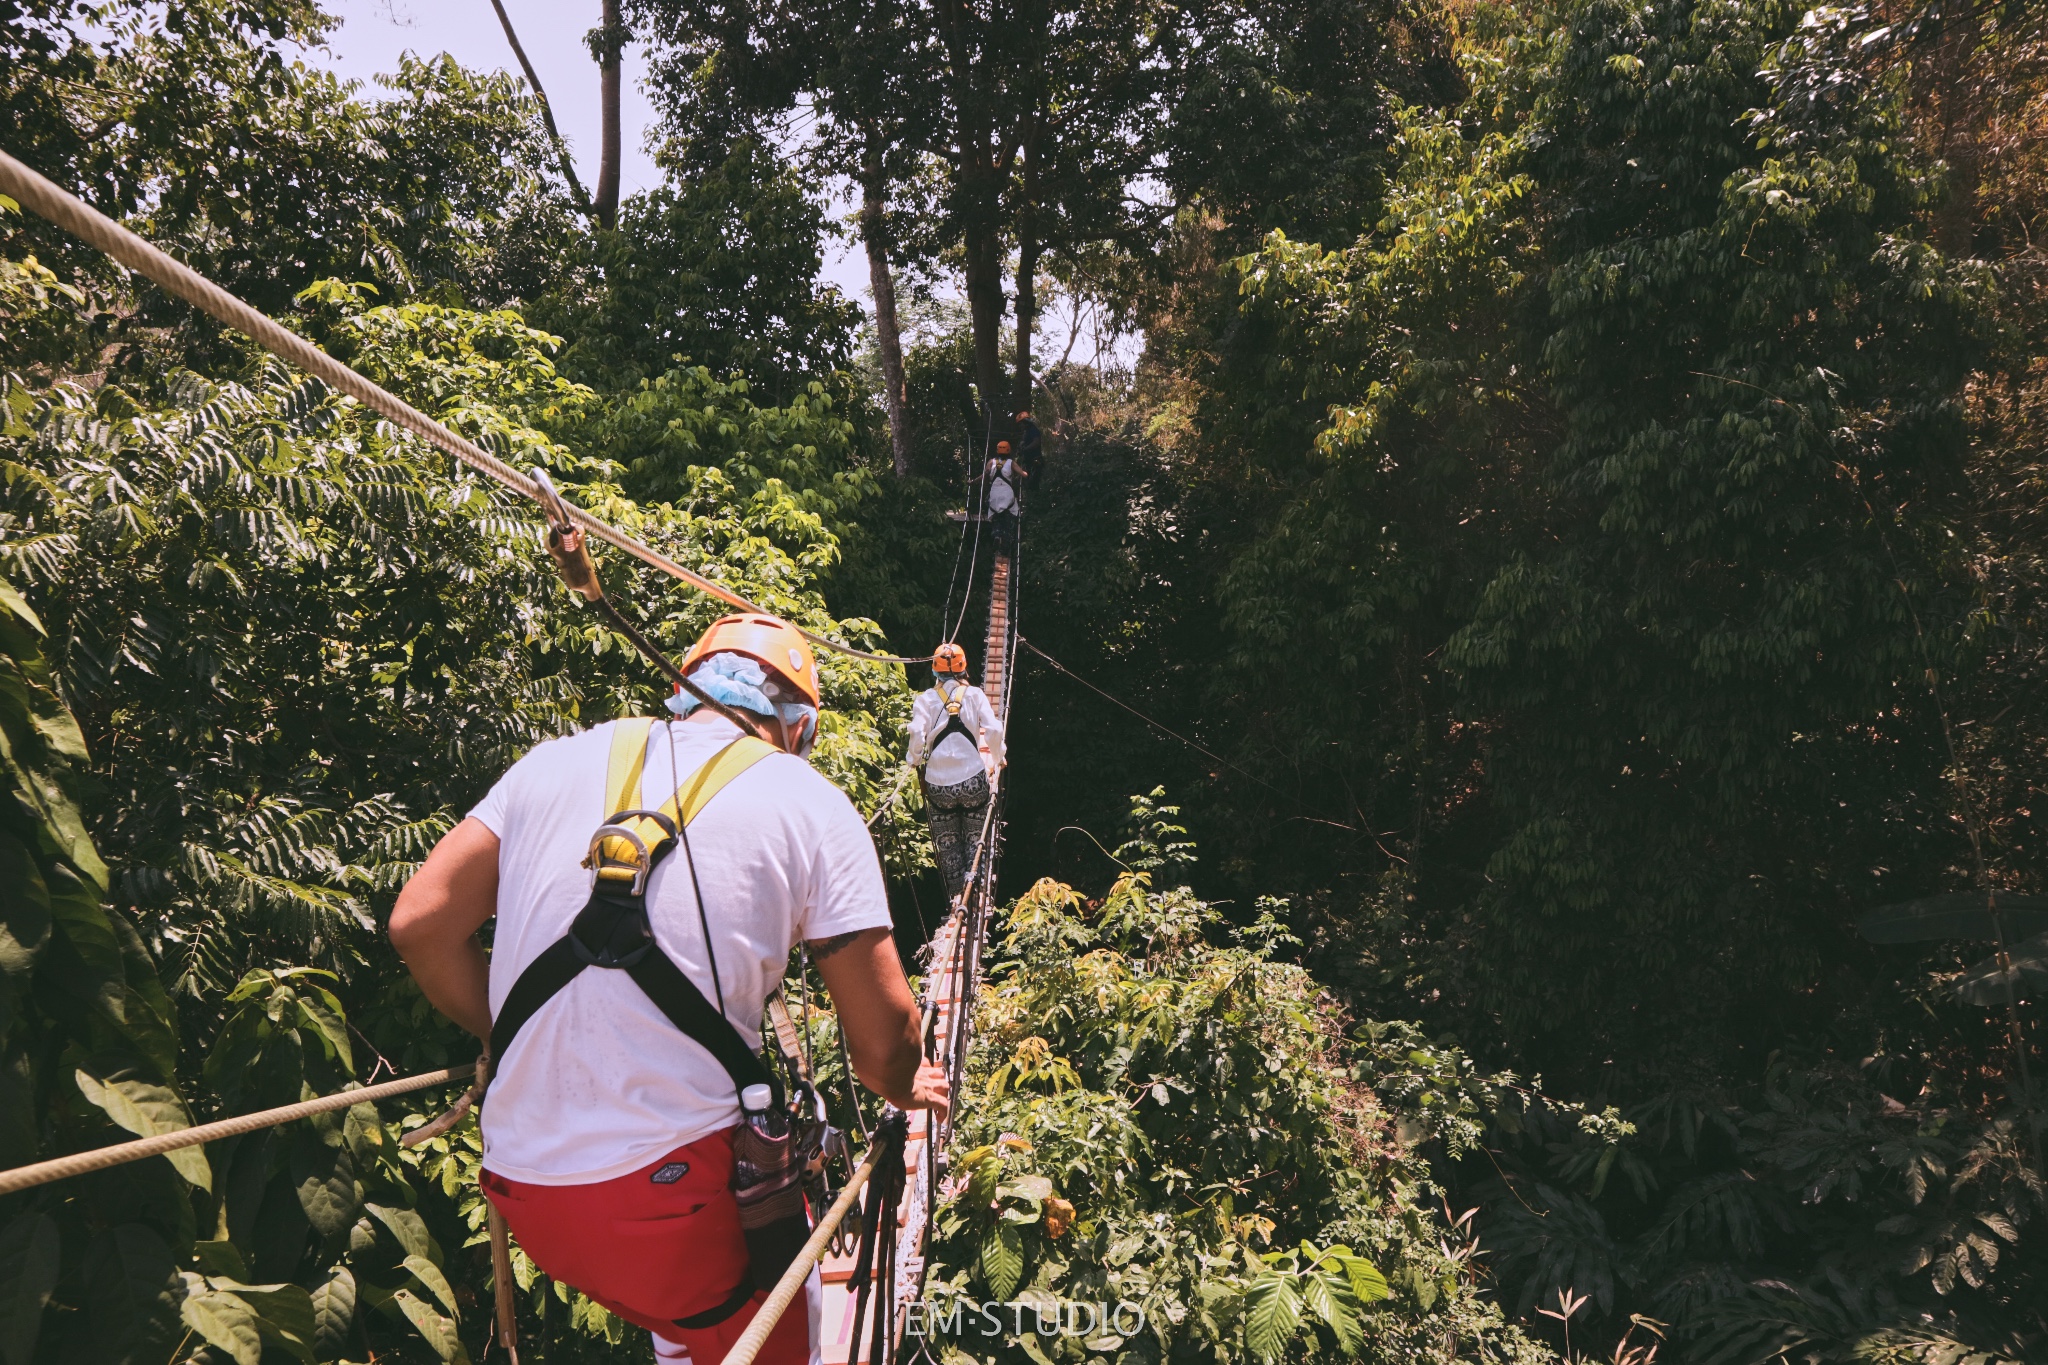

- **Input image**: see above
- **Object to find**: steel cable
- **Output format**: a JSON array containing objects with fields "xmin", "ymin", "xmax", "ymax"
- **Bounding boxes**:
[
  {"xmin": 0, "ymin": 144, "xmax": 1038, "ymax": 1361},
  {"xmin": 0, "ymin": 147, "xmax": 922, "ymax": 666}
]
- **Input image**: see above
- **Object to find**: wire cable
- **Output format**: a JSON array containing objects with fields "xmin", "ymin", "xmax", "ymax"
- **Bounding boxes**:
[
  {"xmin": 947, "ymin": 462, "xmax": 989, "ymax": 646},
  {"xmin": 0, "ymin": 147, "xmax": 924, "ymax": 667},
  {"xmin": 1016, "ymin": 636, "xmax": 1301, "ymax": 804},
  {"xmin": 935, "ymin": 445, "xmax": 977, "ymax": 648}
]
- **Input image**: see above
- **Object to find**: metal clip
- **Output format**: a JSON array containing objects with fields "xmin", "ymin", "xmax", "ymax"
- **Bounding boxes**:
[
  {"xmin": 581, "ymin": 808, "xmax": 675, "ymax": 897},
  {"xmin": 531, "ymin": 466, "xmax": 576, "ymax": 535}
]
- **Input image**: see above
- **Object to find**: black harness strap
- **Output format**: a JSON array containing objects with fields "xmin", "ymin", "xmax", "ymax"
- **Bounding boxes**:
[
  {"xmin": 674, "ymin": 1278, "xmax": 758, "ymax": 1330},
  {"xmin": 487, "ymin": 813, "xmax": 780, "ymax": 1109},
  {"xmin": 930, "ymin": 681, "xmax": 980, "ymax": 753},
  {"xmin": 487, "ymin": 936, "xmax": 586, "ymax": 1070},
  {"xmin": 626, "ymin": 951, "xmax": 775, "ymax": 1098}
]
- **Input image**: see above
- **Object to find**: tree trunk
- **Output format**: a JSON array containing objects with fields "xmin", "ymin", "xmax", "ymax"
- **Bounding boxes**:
[
  {"xmin": 960, "ymin": 195, "xmax": 1006, "ymax": 435},
  {"xmin": 1011, "ymin": 149, "xmax": 1040, "ymax": 419},
  {"xmin": 487, "ymin": 0, "xmax": 595, "ymax": 223},
  {"xmin": 936, "ymin": 0, "xmax": 1009, "ymax": 435},
  {"xmin": 595, "ymin": 0, "xmax": 623, "ymax": 231},
  {"xmin": 860, "ymin": 154, "xmax": 913, "ymax": 478}
]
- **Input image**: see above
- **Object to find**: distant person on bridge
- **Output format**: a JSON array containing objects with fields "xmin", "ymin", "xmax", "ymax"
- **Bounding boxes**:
[
  {"xmin": 391, "ymin": 613, "xmax": 949, "ymax": 1365},
  {"xmin": 1014, "ymin": 411, "xmax": 1043, "ymax": 484},
  {"xmin": 986, "ymin": 440, "xmax": 1021, "ymax": 551},
  {"xmin": 907, "ymin": 642, "xmax": 1004, "ymax": 901}
]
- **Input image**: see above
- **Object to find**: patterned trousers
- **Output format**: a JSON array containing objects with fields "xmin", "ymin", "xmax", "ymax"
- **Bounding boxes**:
[{"xmin": 923, "ymin": 770, "xmax": 990, "ymax": 901}]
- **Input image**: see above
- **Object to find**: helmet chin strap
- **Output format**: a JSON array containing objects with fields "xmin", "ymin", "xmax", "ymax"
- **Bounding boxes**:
[{"xmin": 759, "ymin": 706, "xmax": 798, "ymax": 756}]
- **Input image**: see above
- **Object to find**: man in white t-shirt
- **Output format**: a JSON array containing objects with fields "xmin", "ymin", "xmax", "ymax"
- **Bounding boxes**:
[
  {"xmin": 390, "ymin": 614, "xmax": 948, "ymax": 1365},
  {"xmin": 906, "ymin": 643, "xmax": 1003, "ymax": 900}
]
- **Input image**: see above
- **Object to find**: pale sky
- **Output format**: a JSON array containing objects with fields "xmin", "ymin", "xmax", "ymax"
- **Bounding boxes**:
[
  {"xmin": 301, "ymin": 0, "xmax": 1137, "ymax": 373},
  {"xmin": 302, "ymin": 0, "xmax": 871, "ymax": 298}
]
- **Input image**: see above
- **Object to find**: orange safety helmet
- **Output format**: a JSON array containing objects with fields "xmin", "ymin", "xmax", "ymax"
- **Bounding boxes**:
[
  {"xmin": 996, "ymin": 440, "xmax": 1012, "ymax": 454},
  {"xmin": 932, "ymin": 642, "xmax": 968, "ymax": 676},
  {"xmin": 681, "ymin": 614, "xmax": 821, "ymax": 708},
  {"xmin": 1015, "ymin": 411, "xmax": 1032, "ymax": 421}
]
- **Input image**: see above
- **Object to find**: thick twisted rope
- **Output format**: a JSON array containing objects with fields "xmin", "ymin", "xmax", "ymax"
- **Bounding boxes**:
[
  {"xmin": 718, "ymin": 1122, "xmax": 900, "ymax": 1365},
  {"xmin": 0, "ymin": 146, "xmax": 920, "ymax": 667},
  {"xmin": 0, "ymin": 1063, "xmax": 476, "ymax": 1196}
]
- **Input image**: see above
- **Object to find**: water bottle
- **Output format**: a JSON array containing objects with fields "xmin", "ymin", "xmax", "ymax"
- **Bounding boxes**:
[{"xmin": 732, "ymin": 1083, "xmax": 809, "ymax": 1291}]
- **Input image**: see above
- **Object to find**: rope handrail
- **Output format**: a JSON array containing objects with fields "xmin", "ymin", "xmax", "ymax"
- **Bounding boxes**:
[
  {"xmin": 0, "ymin": 146, "xmax": 923, "ymax": 668},
  {"xmin": 0, "ymin": 142, "xmax": 1022, "ymax": 1363},
  {"xmin": 865, "ymin": 764, "xmax": 918, "ymax": 829},
  {"xmin": 720, "ymin": 1118, "xmax": 902, "ymax": 1365},
  {"xmin": 0, "ymin": 1062, "xmax": 477, "ymax": 1197}
]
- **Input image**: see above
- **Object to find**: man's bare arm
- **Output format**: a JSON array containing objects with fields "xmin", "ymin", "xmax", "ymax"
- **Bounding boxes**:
[
  {"xmin": 810, "ymin": 926, "xmax": 949, "ymax": 1119},
  {"xmin": 389, "ymin": 817, "xmax": 500, "ymax": 1041}
]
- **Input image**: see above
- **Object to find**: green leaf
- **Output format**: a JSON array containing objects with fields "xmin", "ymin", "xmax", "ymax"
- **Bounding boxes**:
[
  {"xmin": 1300, "ymin": 1268, "xmax": 1333, "ymax": 1321},
  {"xmin": 0, "ymin": 831, "xmax": 52, "ymax": 982},
  {"xmin": 1307, "ymin": 1269, "xmax": 1366, "ymax": 1353},
  {"xmin": 1243, "ymin": 1274, "xmax": 1300, "ymax": 1362},
  {"xmin": 311, "ymin": 1266, "xmax": 357, "ymax": 1358},
  {"xmin": 209, "ymin": 1279, "xmax": 316, "ymax": 1363},
  {"xmin": 1955, "ymin": 931, "xmax": 2048, "ymax": 1006},
  {"xmin": 292, "ymin": 1138, "xmax": 360, "ymax": 1239},
  {"xmin": 180, "ymin": 1282, "xmax": 264, "ymax": 1365},
  {"xmin": 108, "ymin": 907, "xmax": 181, "ymax": 1081},
  {"xmin": 191, "ymin": 1240, "xmax": 250, "ymax": 1280},
  {"xmin": 404, "ymin": 1253, "xmax": 462, "ymax": 1319},
  {"xmin": 0, "ymin": 1212, "xmax": 60, "ymax": 1365},
  {"xmin": 74, "ymin": 1223, "xmax": 178, "ymax": 1365},
  {"xmin": 1342, "ymin": 1256, "xmax": 1390, "ymax": 1304},
  {"xmin": 44, "ymin": 872, "xmax": 124, "ymax": 1022},
  {"xmin": 293, "ymin": 987, "xmax": 354, "ymax": 1075},
  {"xmin": 980, "ymin": 1221, "xmax": 1024, "ymax": 1300},
  {"xmin": 1857, "ymin": 894, "xmax": 2048, "ymax": 944},
  {"xmin": 75, "ymin": 1070, "xmax": 210, "ymax": 1190},
  {"xmin": 394, "ymin": 1288, "xmax": 469, "ymax": 1363},
  {"xmin": 367, "ymin": 1203, "xmax": 435, "ymax": 1262},
  {"xmin": 967, "ymin": 1152, "xmax": 1003, "ymax": 1209}
]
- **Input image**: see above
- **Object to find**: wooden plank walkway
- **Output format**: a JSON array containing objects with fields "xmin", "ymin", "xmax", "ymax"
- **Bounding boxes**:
[
  {"xmin": 819, "ymin": 546, "xmax": 1013, "ymax": 1362},
  {"xmin": 817, "ymin": 910, "xmax": 974, "ymax": 1362}
]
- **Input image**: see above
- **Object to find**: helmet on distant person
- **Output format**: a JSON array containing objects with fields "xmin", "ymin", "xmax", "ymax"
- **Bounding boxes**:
[
  {"xmin": 932, "ymin": 643, "xmax": 968, "ymax": 676},
  {"xmin": 681, "ymin": 614, "xmax": 820, "ymax": 707},
  {"xmin": 1015, "ymin": 411, "xmax": 1032, "ymax": 421},
  {"xmin": 996, "ymin": 440, "xmax": 1012, "ymax": 455}
]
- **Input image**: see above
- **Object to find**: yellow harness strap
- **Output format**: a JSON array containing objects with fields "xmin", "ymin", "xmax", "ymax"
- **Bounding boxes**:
[{"xmin": 592, "ymin": 719, "xmax": 778, "ymax": 883}]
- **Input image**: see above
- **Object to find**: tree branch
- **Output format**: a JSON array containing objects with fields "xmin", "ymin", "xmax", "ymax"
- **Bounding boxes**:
[{"xmin": 486, "ymin": 0, "xmax": 596, "ymax": 223}]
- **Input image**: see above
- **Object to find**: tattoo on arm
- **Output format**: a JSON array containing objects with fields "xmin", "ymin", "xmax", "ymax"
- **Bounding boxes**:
[{"xmin": 806, "ymin": 929, "xmax": 866, "ymax": 961}]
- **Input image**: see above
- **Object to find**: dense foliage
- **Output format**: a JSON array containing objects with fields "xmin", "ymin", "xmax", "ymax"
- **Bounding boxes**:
[
  {"xmin": 925, "ymin": 809, "xmax": 1546, "ymax": 1365},
  {"xmin": 0, "ymin": 41, "xmax": 916, "ymax": 1344},
  {"xmin": 8, "ymin": 0, "xmax": 2048, "ymax": 1359}
]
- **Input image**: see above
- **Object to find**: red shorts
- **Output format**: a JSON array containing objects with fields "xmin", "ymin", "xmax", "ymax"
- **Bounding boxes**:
[{"xmin": 482, "ymin": 1127, "xmax": 810, "ymax": 1364}]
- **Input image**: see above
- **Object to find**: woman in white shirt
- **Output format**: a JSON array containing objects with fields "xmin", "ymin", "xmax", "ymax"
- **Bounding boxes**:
[
  {"xmin": 986, "ymin": 441, "xmax": 1020, "ymax": 551},
  {"xmin": 905, "ymin": 643, "xmax": 1004, "ymax": 900}
]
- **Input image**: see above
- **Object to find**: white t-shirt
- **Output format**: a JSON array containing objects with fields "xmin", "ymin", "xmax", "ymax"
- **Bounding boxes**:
[
  {"xmin": 906, "ymin": 681, "xmax": 1003, "ymax": 788},
  {"xmin": 469, "ymin": 715, "xmax": 892, "ymax": 1184}
]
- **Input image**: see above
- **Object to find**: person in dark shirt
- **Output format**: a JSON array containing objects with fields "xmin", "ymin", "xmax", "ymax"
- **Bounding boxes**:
[{"xmin": 1014, "ymin": 411, "xmax": 1043, "ymax": 483}]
